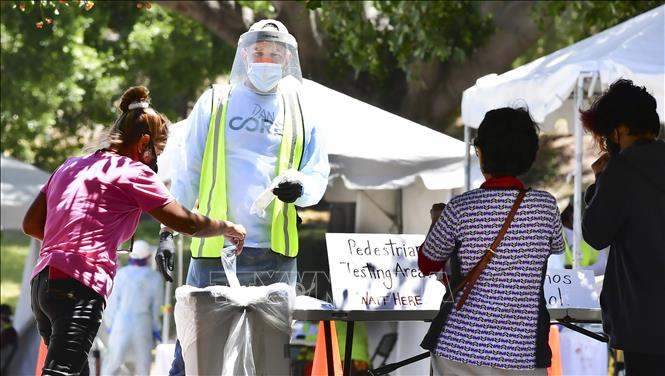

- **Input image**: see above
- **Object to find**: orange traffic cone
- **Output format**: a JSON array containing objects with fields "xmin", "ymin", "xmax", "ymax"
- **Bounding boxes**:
[
  {"xmin": 35, "ymin": 339, "xmax": 48, "ymax": 376},
  {"xmin": 311, "ymin": 321, "xmax": 343, "ymax": 376},
  {"xmin": 548, "ymin": 325, "xmax": 562, "ymax": 376}
]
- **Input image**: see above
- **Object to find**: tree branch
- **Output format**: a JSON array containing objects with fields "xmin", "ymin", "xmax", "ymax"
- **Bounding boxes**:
[
  {"xmin": 156, "ymin": 1, "xmax": 247, "ymax": 46},
  {"xmin": 158, "ymin": 1, "xmax": 326, "ymax": 79}
]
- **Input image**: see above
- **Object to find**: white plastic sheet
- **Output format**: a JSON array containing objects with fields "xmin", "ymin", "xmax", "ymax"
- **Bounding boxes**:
[{"xmin": 174, "ymin": 284, "xmax": 295, "ymax": 376}]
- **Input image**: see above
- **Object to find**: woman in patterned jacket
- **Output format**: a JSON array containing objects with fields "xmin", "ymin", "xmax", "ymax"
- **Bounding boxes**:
[{"xmin": 419, "ymin": 107, "xmax": 565, "ymax": 376}]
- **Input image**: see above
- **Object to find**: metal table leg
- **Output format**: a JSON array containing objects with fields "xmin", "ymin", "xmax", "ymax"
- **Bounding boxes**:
[
  {"xmin": 343, "ymin": 321, "xmax": 355, "ymax": 376},
  {"xmin": 323, "ymin": 320, "xmax": 335, "ymax": 376}
]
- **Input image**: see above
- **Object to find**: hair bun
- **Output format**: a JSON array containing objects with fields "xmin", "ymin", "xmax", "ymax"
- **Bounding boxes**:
[{"xmin": 119, "ymin": 86, "xmax": 150, "ymax": 113}]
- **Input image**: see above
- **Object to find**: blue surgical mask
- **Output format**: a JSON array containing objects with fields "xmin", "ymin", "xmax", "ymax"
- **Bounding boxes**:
[{"xmin": 247, "ymin": 63, "xmax": 283, "ymax": 92}]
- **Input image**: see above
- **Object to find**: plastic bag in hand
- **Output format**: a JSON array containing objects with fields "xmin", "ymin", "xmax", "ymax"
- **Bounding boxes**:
[
  {"xmin": 250, "ymin": 169, "xmax": 303, "ymax": 218},
  {"xmin": 221, "ymin": 245, "xmax": 240, "ymax": 288}
]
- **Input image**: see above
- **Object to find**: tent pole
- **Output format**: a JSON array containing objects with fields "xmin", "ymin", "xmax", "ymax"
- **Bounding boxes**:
[
  {"xmin": 162, "ymin": 279, "xmax": 172, "ymax": 342},
  {"xmin": 572, "ymin": 75, "xmax": 587, "ymax": 270},
  {"xmin": 464, "ymin": 124, "xmax": 471, "ymax": 192},
  {"xmin": 177, "ymin": 234, "xmax": 184, "ymax": 287}
]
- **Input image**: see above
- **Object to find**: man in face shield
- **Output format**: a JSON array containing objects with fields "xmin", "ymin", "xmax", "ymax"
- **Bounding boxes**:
[
  {"xmin": 244, "ymin": 40, "xmax": 289, "ymax": 91},
  {"xmin": 155, "ymin": 19, "xmax": 330, "ymax": 376}
]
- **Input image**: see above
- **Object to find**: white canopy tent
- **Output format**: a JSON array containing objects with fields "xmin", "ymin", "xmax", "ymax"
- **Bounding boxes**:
[
  {"xmin": 461, "ymin": 5, "xmax": 665, "ymax": 268},
  {"xmin": 302, "ymin": 79, "xmax": 484, "ymax": 234},
  {"xmin": 0, "ymin": 155, "xmax": 49, "ymax": 376},
  {"xmin": 1, "ymin": 155, "xmax": 49, "ymax": 231}
]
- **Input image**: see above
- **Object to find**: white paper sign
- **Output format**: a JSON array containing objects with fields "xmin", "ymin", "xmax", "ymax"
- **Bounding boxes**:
[
  {"xmin": 544, "ymin": 269, "xmax": 600, "ymax": 309},
  {"xmin": 325, "ymin": 233, "xmax": 446, "ymax": 311}
]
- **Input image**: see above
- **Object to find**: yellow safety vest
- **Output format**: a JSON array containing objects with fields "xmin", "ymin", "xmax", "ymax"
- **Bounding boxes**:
[
  {"xmin": 190, "ymin": 85, "xmax": 305, "ymax": 258},
  {"xmin": 563, "ymin": 229, "xmax": 598, "ymax": 267}
]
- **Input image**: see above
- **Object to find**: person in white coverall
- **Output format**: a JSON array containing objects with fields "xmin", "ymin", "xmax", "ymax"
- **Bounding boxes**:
[
  {"xmin": 103, "ymin": 240, "xmax": 164, "ymax": 375},
  {"xmin": 154, "ymin": 19, "xmax": 330, "ymax": 376}
]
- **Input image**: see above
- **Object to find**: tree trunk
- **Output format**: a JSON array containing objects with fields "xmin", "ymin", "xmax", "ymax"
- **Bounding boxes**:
[
  {"xmin": 274, "ymin": 1, "xmax": 328, "ymax": 80},
  {"xmin": 400, "ymin": 1, "xmax": 552, "ymax": 132}
]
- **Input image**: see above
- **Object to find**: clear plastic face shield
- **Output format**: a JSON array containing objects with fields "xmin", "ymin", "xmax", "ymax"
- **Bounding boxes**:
[{"xmin": 229, "ymin": 29, "xmax": 302, "ymax": 93}]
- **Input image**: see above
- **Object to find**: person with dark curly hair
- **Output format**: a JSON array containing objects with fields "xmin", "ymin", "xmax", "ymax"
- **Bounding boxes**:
[
  {"xmin": 580, "ymin": 78, "xmax": 665, "ymax": 374},
  {"xmin": 22, "ymin": 86, "xmax": 246, "ymax": 376},
  {"xmin": 419, "ymin": 107, "xmax": 564, "ymax": 375}
]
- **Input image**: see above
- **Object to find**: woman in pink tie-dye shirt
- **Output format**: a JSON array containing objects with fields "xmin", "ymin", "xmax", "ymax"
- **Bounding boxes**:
[{"xmin": 22, "ymin": 86, "xmax": 246, "ymax": 376}]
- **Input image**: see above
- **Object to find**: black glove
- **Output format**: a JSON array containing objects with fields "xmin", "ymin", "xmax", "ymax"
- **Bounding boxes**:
[
  {"xmin": 155, "ymin": 232, "xmax": 175, "ymax": 282},
  {"xmin": 273, "ymin": 181, "xmax": 303, "ymax": 203}
]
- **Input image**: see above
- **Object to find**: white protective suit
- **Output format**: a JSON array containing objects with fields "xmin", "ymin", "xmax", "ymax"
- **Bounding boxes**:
[
  {"xmin": 102, "ymin": 243, "xmax": 164, "ymax": 375},
  {"xmin": 170, "ymin": 83, "xmax": 329, "ymax": 248}
]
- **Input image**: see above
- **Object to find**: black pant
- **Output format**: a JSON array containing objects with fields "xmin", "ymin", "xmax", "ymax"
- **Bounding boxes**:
[
  {"xmin": 30, "ymin": 268, "xmax": 105, "ymax": 376},
  {"xmin": 624, "ymin": 351, "xmax": 665, "ymax": 376}
]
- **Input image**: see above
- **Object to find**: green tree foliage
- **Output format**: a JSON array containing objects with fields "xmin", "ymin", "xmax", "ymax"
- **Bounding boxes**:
[
  {"xmin": 314, "ymin": 1, "xmax": 662, "ymax": 81},
  {"xmin": 318, "ymin": 1, "xmax": 494, "ymax": 81},
  {"xmin": 2, "ymin": 1, "xmax": 662, "ymax": 171},
  {"xmin": 1, "ymin": 1, "xmax": 234, "ymax": 171}
]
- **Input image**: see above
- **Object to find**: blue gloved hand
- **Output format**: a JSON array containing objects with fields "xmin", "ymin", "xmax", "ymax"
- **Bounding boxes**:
[{"xmin": 153, "ymin": 330, "xmax": 162, "ymax": 343}]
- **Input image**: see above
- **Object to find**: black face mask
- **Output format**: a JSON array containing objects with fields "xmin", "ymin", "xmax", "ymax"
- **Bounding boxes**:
[
  {"xmin": 141, "ymin": 139, "xmax": 159, "ymax": 173},
  {"xmin": 605, "ymin": 133, "xmax": 621, "ymax": 156}
]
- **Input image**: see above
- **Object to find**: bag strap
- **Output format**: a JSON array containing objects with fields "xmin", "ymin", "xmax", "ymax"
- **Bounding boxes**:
[{"xmin": 454, "ymin": 189, "xmax": 527, "ymax": 310}]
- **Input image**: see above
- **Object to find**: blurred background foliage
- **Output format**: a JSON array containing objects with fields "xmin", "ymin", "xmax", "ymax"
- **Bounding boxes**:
[
  {"xmin": 1, "ymin": 1, "xmax": 234, "ymax": 171},
  {"xmin": 0, "ymin": 0, "xmax": 662, "ymax": 171},
  {"xmin": 1, "ymin": 0, "xmax": 661, "ymax": 174},
  {"xmin": 318, "ymin": 1, "xmax": 494, "ymax": 81}
]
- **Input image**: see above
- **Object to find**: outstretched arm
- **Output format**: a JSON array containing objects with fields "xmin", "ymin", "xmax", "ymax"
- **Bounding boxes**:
[{"xmin": 149, "ymin": 201, "xmax": 245, "ymax": 247}]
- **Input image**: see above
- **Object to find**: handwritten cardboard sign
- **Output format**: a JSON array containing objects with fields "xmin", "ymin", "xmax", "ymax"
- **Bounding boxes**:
[
  {"xmin": 325, "ymin": 233, "xmax": 446, "ymax": 311},
  {"xmin": 544, "ymin": 269, "xmax": 599, "ymax": 309}
]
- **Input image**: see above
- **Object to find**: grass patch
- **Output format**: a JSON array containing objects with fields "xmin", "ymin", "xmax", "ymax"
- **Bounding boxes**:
[{"xmin": 0, "ymin": 230, "xmax": 31, "ymax": 310}]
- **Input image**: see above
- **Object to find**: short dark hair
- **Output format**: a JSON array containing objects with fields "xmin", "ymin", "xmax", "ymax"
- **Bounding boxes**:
[
  {"xmin": 474, "ymin": 107, "xmax": 539, "ymax": 177},
  {"xmin": 580, "ymin": 79, "xmax": 660, "ymax": 152}
]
